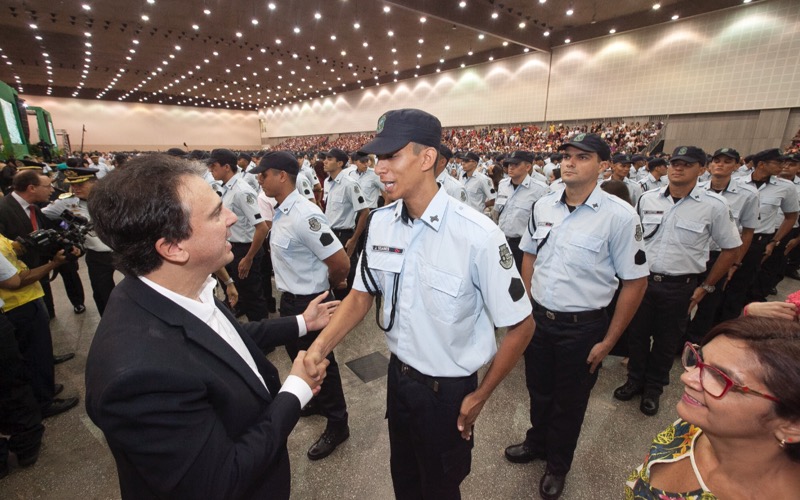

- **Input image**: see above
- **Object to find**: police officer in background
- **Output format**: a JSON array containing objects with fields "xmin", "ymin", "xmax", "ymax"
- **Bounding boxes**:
[
  {"xmin": 686, "ymin": 148, "xmax": 758, "ymax": 344},
  {"xmin": 505, "ymin": 133, "xmax": 648, "ymax": 500},
  {"xmin": 637, "ymin": 158, "xmax": 668, "ymax": 193},
  {"xmin": 608, "ymin": 154, "xmax": 643, "ymax": 206},
  {"xmin": 614, "ymin": 146, "xmax": 741, "ymax": 417},
  {"xmin": 717, "ymin": 148, "xmax": 798, "ymax": 319},
  {"xmin": 493, "ymin": 152, "xmax": 547, "ymax": 271},
  {"xmin": 206, "ymin": 148, "xmax": 269, "ymax": 321},
  {"xmin": 254, "ymin": 151, "xmax": 352, "ymax": 461},
  {"xmin": 348, "ymin": 152, "xmax": 385, "ymax": 209},
  {"xmin": 305, "ymin": 109, "xmax": 534, "ymax": 499},
  {"xmin": 435, "ymin": 145, "xmax": 467, "ymax": 203},
  {"xmin": 43, "ymin": 167, "xmax": 116, "ymax": 316},
  {"xmin": 460, "ymin": 151, "xmax": 496, "ymax": 213},
  {"xmin": 322, "ymin": 148, "xmax": 369, "ymax": 297},
  {"xmin": 236, "ymin": 153, "xmax": 260, "ymax": 193}
]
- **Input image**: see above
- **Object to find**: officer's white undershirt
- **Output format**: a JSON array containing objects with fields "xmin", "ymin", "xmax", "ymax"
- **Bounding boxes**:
[{"xmin": 139, "ymin": 275, "xmax": 312, "ymax": 405}]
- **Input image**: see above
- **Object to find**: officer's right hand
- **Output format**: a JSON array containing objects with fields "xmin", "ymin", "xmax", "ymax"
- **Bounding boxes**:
[
  {"xmin": 292, "ymin": 350, "xmax": 329, "ymax": 395},
  {"xmin": 302, "ymin": 349, "xmax": 327, "ymax": 383}
]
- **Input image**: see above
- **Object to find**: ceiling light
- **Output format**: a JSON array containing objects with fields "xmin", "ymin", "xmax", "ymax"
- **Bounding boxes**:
[
  {"xmin": 268, "ymin": 2, "xmax": 276, "ymax": 9},
  {"xmin": 445, "ymin": 44, "xmax": 451, "ymax": 50},
  {"xmin": 491, "ymin": 12, "xmax": 499, "ymax": 19},
  {"xmin": 420, "ymin": 17, "xmax": 427, "ymax": 23},
  {"xmin": 203, "ymin": 8, "xmax": 211, "ymax": 14},
  {"xmin": 391, "ymin": 47, "xmax": 397, "ymax": 53},
  {"xmin": 251, "ymin": 18, "xmax": 259, "ymax": 25},
  {"xmin": 353, "ymin": 22, "xmax": 361, "ymax": 29},
  {"xmin": 236, "ymin": 31, "xmax": 243, "ymax": 37},
  {"xmin": 539, "ymin": 0, "xmax": 546, "ymax": 3},
  {"xmin": 331, "ymin": 34, "xmax": 337, "ymax": 40},
  {"xmin": 564, "ymin": 38, "xmax": 571, "ymax": 43},
  {"xmin": 276, "ymin": 38, "xmax": 282, "ymax": 44},
  {"xmin": 175, "ymin": 45, "xmax": 181, "ymax": 50},
  {"xmin": 363, "ymin": 41, "xmax": 368, "ymax": 47},
  {"xmin": 387, "ymin": 30, "xmax": 394, "ymax": 36},
  {"xmin": 543, "ymin": 31, "xmax": 550, "ymax": 37},
  {"xmin": 524, "ymin": 48, "xmax": 530, "ymax": 52},
  {"xmin": 82, "ymin": 4, "xmax": 91, "ymax": 10},
  {"xmin": 314, "ymin": 12, "xmax": 322, "ymax": 19},
  {"xmin": 383, "ymin": 6, "xmax": 391, "ymax": 13},
  {"xmin": 743, "ymin": 0, "xmax": 752, "ymax": 3},
  {"xmin": 29, "ymin": 24, "xmax": 38, "ymax": 29},
  {"xmin": 502, "ymin": 41, "xmax": 508, "ymax": 46},
  {"xmin": 294, "ymin": 27, "xmax": 301, "ymax": 33},
  {"xmin": 519, "ymin": 22, "xmax": 526, "ymax": 28},
  {"xmin": 478, "ymin": 34, "xmax": 485, "ymax": 39},
  {"xmin": 671, "ymin": 14, "xmax": 680, "ymax": 20},
  {"xmin": 459, "ymin": 1, "xmax": 467, "ymax": 7},
  {"xmin": 609, "ymin": 28, "xmax": 616, "ymax": 33},
  {"xmin": 489, "ymin": 56, "xmax": 494, "ymax": 61},
  {"xmin": 192, "ymin": 24, "xmax": 199, "ymax": 30},
  {"xmin": 35, "ymin": 36, "xmax": 42, "ymax": 40},
  {"xmin": 652, "ymin": 3, "xmax": 661, "ymax": 10},
  {"xmin": 141, "ymin": 14, "xmax": 149, "ymax": 21}
]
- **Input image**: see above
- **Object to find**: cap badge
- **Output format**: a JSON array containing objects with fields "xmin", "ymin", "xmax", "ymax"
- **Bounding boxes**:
[
  {"xmin": 574, "ymin": 133, "xmax": 586, "ymax": 142},
  {"xmin": 377, "ymin": 114, "xmax": 387, "ymax": 133},
  {"xmin": 678, "ymin": 147, "xmax": 688, "ymax": 155}
]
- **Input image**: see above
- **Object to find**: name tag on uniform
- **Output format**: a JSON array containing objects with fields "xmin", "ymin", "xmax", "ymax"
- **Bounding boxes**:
[{"xmin": 372, "ymin": 245, "xmax": 404, "ymax": 254}]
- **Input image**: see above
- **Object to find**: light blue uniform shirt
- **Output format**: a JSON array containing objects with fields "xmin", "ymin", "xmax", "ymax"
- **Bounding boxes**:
[
  {"xmin": 353, "ymin": 189, "xmax": 531, "ymax": 377},
  {"xmin": 349, "ymin": 168, "xmax": 385, "ymax": 209},
  {"xmin": 220, "ymin": 175, "xmax": 263, "ymax": 243},
  {"xmin": 638, "ymin": 173, "xmax": 667, "ymax": 193},
  {"xmin": 495, "ymin": 175, "xmax": 548, "ymax": 238},
  {"xmin": 736, "ymin": 174, "xmax": 800, "ymax": 234},
  {"xmin": 296, "ymin": 175, "xmax": 316, "ymax": 201},
  {"xmin": 436, "ymin": 169, "xmax": 467, "ymax": 203},
  {"xmin": 323, "ymin": 173, "xmax": 369, "ymax": 230},
  {"xmin": 270, "ymin": 191, "xmax": 343, "ymax": 295},
  {"xmin": 697, "ymin": 179, "xmax": 759, "ymax": 251},
  {"xmin": 638, "ymin": 185, "xmax": 742, "ymax": 275},
  {"xmin": 460, "ymin": 171, "xmax": 496, "ymax": 213},
  {"xmin": 520, "ymin": 185, "xmax": 649, "ymax": 312}
]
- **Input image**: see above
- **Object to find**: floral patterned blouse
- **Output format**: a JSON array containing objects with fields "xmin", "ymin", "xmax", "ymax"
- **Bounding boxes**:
[{"xmin": 625, "ymin": 419, "xmax": 716, "ymax": 500}]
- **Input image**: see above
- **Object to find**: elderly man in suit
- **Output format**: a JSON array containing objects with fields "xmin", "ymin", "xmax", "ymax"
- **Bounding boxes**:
[{"xmin": 85, "ymin": 154, "xmax": 336, "ymax": 500}]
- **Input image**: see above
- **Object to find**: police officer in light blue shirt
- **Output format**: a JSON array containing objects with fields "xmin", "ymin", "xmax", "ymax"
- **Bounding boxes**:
[
  {"xmin": 616, "ymin": 146, "xmax": 742, "ymax": 419},
  {"xmin": 348, "ymin": 152, "xmax": 385, "ymax": 209},
  {"xmin": 638, "ymin": 158, "xmax": 668, "ymax": 193},
  {"xmin": 303, "ymin": 108, "xmax": 534, "ymax": 499},
  {"xmin": 254, "ymin": 151, "xmax": 352, "ymax": 461},
  {"xmin": 459, "ymin": 151, "xmax": 496, "ymax": 213},
  {"xmin": 507, "ymin": 133, "xmax": 648, "ymax": 499},
  {"xmin": 494, "ymin": 152, "xmax": 547, "ymax": 271},
  {"xmin": 435, "ymin": 145, "xmax": 467, "ymax": 203}
]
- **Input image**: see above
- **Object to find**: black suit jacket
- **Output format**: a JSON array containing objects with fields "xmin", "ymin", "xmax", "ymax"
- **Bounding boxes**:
[
  {"xmin": 0, "ymin": 194, "xmax": 46, "ymax": 268},
  {"xmin": 86, "ymin": 277, "xmax": 303, "ymax": 500}
]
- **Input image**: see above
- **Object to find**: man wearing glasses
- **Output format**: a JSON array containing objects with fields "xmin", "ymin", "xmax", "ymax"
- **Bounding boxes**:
[{"xmin": 614, "ymin": 146, "xmax": 742, "ymax": 417}]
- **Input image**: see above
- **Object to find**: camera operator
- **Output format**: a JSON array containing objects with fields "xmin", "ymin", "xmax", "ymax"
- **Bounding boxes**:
[{"xmin": 42, "ymin": 166, "xmax": 115, "ymax": 316}]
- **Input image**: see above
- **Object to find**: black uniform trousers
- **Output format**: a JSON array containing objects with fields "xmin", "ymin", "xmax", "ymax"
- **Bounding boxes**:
[
  {"xmin": 0, "ymin": 313, "xmax": 44, "ymax": 469},
  {"xmin": 760, "ymin": 227, "xmax": 800, "ymax": 292},
  {"xmin": 85, "ymin": 250, "xmax": 116, "ymax": 316},
  {"xmin": 686, "ymin": 251, "xmax": 723, "ymax": 344},
  {"xmin": 387, "ymin": 354, "xmax": 476, "ymax": 500},
  {"xmin": 524, "ymin": 304, "xmax": 607, "ymax": 476},
  {"xmin": 227, "ymin": 243, "xmax": 267, "ymax": 322},
  {"xmin": 718, "ymin": 233, "xmax": 772, "ymax": 321},
  {"xmin": 56, "ymin": 259, "xmax": 85, "ymax": 308},
  {"xmin": 5, "ymin": 299, "xmax": 54, "ymax": 407},
  {"xmin": 506, "ymin": 236, "xmax": 523, "ymax": 273},
  {"xmin": 627, "ymin": 276, "xmax": 696, "ymax": 395},
  {"xmin": 332, "ymin": 228, "xmax": 356, "ymax": 298},
  {"xmin": 279, "ymin": 291, "xmax": 348, "ymax": 426}
]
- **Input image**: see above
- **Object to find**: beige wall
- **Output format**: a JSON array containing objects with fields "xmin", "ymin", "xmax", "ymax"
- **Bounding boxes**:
[{"xmin": 19, "ymin": 96, "xmax": 261, "ymax": 152}]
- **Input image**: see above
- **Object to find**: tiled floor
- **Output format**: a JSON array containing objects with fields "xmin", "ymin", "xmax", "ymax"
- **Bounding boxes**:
[{"xmin": 3, "ymin": 264, "xmax": 797, "ymax": 499}]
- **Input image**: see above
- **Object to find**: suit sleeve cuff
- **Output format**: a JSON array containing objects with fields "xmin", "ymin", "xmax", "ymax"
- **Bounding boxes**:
[
  {"xmin": 296, "ymin": 315, "xmax": 307, "ymax": 337},
  {"xmin": 279, "ymin": 375, "xmax": 313, "ymax": 408}
]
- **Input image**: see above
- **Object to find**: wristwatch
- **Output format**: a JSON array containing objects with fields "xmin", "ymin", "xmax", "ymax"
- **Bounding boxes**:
[
  {"xmin": 223, "ymin": 277, "xmax": 235, "ymax": 286},
  {"xmin": 699, "ymin": 283, "xmax": 715, "ymax": 294}
]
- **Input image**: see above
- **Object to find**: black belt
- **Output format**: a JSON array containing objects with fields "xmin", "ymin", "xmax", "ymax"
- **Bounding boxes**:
[
  {"xmin": 390, "ymin": 354, "xmax": 474, "ymax": 393},
  {"xmin": 281, "ymin": 290, "xmax": 330, "ymax": 301},
  {"xmin": 507, "ymin": 236, "xmax": 522, "ymax": 244},
  {"xmin": 230, "ymin": 241, "xmax": 251, "ymax": 246},
  {"xmin": 648, "ymin": 273, "xmax": 699, "ymax": 284},
  {"xmin": 332, "ymin": 228, "xmax": 354, "ymax": 236},
  {"xmin": 531, "ymin": 301, "xmax": 606, "ymax": 324}
]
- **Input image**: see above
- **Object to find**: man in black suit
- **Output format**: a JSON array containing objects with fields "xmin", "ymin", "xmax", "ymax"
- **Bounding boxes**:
[{"xmin": 85, "ymin": 154, "xmax": 335, "ymax": 499}]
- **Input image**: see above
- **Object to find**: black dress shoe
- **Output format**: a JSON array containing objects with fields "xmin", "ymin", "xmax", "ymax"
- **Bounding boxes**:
[
  {"xmin": 613, "ymin": 380, "xmax": 643, "ymax": 401},
  {"xmin": 640, "ymin": 393, "xmax": 660, "ymax": 416},
  {"xmin": 504, "ymin": 442, "xmax": 545, "ymax": 464},
  {"xmin": 307, "ymin": 425, "xmax": 350, "ymax": 460},
  {"xmin": 73, "ymin": 304, "xmax": 86, "ymax": 314},
  {"xmin": 41, "ymin": 397, "xmax": 79, "ymax": 418},
  {"xmin": 539, "ymin": 470, "xmax": 566, "ymax": 500},
  {"xmin": 53, "ymin": 353, "xmax": 75, "ymax": 365},
  {"xmin": 54, "ymin": 383, "xmax": 64, "ymax": 396}
]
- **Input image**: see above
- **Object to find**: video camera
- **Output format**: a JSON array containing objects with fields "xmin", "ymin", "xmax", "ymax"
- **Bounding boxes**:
[{"xmin": 16, "ymin": 210, "xmax": 93, "ymax": 261}]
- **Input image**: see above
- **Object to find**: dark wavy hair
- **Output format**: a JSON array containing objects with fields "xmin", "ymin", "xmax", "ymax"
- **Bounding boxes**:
[
  {"xmin": 704, "ymin": 317, "xmax": 800, "ymax": 461},
  {"xmin": 88, "ymin": 154, "xmax": 198, "ymax": 276}
]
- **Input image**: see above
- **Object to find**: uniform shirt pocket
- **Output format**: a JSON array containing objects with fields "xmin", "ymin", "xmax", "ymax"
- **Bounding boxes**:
[
  {"xmin": 419, "ymin": 264, "xmax": 467, "ymax": 324},
  {"xmin": 271, "ymin": 233, "xmax": 291, "ymax": 249},
  {"xmin": 366, "ymin": 251, "xmax": 404, "ymax": 294},
  {"xmin": 568, "ymin": 233, "xmax": 604, "ymax": 270},
  {"xmin": 675, "ymin": 217, "xmax": 706, "ymax": 248}
]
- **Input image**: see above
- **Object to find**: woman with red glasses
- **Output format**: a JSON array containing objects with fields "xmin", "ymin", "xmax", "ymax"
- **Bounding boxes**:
[{"xmin": 626, "ymin": 317, "xmax": 800, "ymax": 499}]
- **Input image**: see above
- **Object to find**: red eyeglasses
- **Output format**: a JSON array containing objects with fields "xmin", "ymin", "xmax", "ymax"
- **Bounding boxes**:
[{"xmin": 681, "ymin": 342, "xmax": 781, "ymax": 403}]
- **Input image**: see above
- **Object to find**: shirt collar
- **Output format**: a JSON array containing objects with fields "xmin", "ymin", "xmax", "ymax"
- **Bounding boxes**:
[
  {"xmin": 10, "ymin": 191, "xmax": 30, "ymax": 211},
  {"xmin": 555, "ymin": 182, "xmax": 603, "ymax": 212},
  {"xmin": 663, "ymin": 183, "xmax": 704, "ymax": 201},
  {"xmin": 393, "ymin": 187, "xmax": 448, "ymax": 231},
  {"xmin": 139, "ymin": 275, "xmax": 218, "ymax": 323},
  {"xmin": 223, "ymin": 175, "xmax": 239, "ymax": 190},
  {"xmin": 518, "ymin": 175, "xmax": 531, "ymax": 188},
  {"xmin": 276, "ymin": 190, "xmax": 300, "ymax": 215}
]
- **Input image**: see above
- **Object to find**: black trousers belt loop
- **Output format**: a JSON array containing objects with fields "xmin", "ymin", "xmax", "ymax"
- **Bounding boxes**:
[
  {"xmin": 389, "ymin": 354, "xmax": 475, "ymax": 394},
  {"xmin": 531, "ymin": 301, "xmax": 606, "ymax": 324},
  {"xmin": 648, "ymin": 273, "xmax": 699, "ymax": 284}
]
